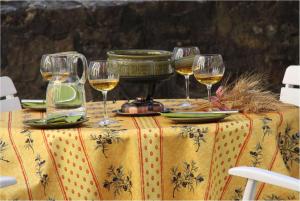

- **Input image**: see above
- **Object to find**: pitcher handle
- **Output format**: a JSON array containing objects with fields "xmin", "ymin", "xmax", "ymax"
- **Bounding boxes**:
[{"xmin": 75, "ymin": 53, "xmax": 88, "ymax": 84}]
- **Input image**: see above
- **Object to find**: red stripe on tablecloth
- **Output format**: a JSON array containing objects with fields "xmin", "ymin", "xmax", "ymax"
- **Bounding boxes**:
[
  {"xmin": 132, "ymin": 117, "xmax": 145, "ymax": 200},
  {"xmin": 204, "ymin": 123, "xmax": 219, "ymax": 200},
  {"xmin": 77, "ymin": 128, "xmax": 103, "ymax": 200},
  {"xmin": 255, "ymin": 149, "xmax": 279, "ymax": 199},
  {"xmin": 152, "ymin": 116, "xmax": 164, "ymax": 199},
  {"xmin": 41, "ymin": 129, "xmax": 68, "ymax": 200},
  {"xmin": 255, "ymin": 112, "xmax": 283, "ymax": 199},
  {"xmin": 8, "ymin": 112, "xmax": 33, "ymax": 200},
  {"xmin": 277, "ymin": 111, "xmax": 283, "ymax": 127},
  {"xmin": 219, "ymin": 113, "xmax": 253, "ymax": 199}
]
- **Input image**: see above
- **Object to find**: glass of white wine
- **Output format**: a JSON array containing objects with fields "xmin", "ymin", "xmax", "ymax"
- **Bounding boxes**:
[
  {"xmin": 40, "ymin": 51, "xmax": 78, "ymax": 81},
  {"xmin": 173, "ymin": 46, "xmax": 200, "ymax": 107},
  {"xmin": 40, "ymin": 54, "xmax": 53, "ymax": 81},
  {"xmin": 88, "ymin": 60, "xmax": 119, "ymax": 126},
  {"xmin": 192, "ymin": 54, "xmax": 225, "ymax": 111}
]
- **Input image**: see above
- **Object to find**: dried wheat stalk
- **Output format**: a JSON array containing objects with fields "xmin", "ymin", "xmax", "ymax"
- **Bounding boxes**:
[{"xmin": 196, "ymin": 73, "xmax": 288, "ymax": 113}]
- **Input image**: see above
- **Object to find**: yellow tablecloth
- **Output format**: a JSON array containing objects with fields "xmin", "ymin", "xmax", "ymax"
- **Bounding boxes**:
[{"xmin": 0, "ymin": 99, "xmax": 299, "ymax": 200}]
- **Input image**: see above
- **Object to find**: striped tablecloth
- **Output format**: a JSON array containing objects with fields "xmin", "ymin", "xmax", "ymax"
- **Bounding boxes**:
[{"xmin": 0, "ymin": 99, "xmax": 299, "ymax": 200}]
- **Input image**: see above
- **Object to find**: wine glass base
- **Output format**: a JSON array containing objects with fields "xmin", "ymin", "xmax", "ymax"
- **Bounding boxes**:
[
  {"xmin": 179, "ymin": 101, "xmax": 192, "ymax": 108},
  {"xmin": 98, "ymin": 118, "xmax": 118, "ymax": 126}
]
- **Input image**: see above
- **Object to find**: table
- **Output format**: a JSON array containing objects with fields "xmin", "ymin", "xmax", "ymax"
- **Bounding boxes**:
[{"xmin": 0, "ymin": 99, "xmax": 299, "ymax": 200}]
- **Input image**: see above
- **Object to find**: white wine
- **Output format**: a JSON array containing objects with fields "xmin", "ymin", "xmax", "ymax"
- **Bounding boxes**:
[
  {"xmin": 175, "ymin": 66, "xmax": 193, "ymax": 76},
  {"xmin": 194, "ymin": 74, "xmax": 223, "ymax": 85},
  {"xmin": 89, "ymin": 79, "xmax": 119, "ymax": 91},
  {"xmin": 41, "ymin": 72, "xmax": 53, "ymax": 81},
  {"xmin": 41, "ymin": 72, "xmax": 70, "ymax": 81}
]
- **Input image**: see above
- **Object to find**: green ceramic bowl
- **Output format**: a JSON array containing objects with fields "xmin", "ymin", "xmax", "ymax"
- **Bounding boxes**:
[{"xmin": 107, "ymin": 49, "xmax": 174, "ymax": 80}]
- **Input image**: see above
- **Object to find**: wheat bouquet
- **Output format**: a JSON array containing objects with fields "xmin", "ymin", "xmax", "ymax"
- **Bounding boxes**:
[{"xmin": 196, "ymin": 74, "xmax": 286, "ymax": 113}]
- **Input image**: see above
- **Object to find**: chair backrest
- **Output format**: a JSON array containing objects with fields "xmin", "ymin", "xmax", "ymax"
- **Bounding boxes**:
[
  {"xmin": 0, "ymin": 76, "xmax": 21, "ymax": 112},
  {"xmin": 280, "ymin": 65, "xmax": 300, "ymax": 106},
  {"xmin": 0, "ymin": 176, "xmax": 17, "ymax": 188},
  {"xmin": 229, "ymin": 166, "xmax": 300, "ymax": 201}
]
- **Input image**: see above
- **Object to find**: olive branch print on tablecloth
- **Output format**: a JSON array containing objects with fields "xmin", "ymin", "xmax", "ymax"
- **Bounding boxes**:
[
  {"xmin": 90, "ymin": 128, "xmax": 125, "ymax": 158},
  {"xmin": 277, "ymin": 124, "xmax": 299, "ymax": 170},
  {"xmin": 0, "ymin": 138, "xmax": 9, "ymax": 163},
  {"xmin": 173, "ymin": 126, "xmax": 208, "ymax": 152},
  {"xmin": 103, "ymin": 165, "xmax": 133, "ymax": 198},
  {"xmin": 263, "ymin": 194, "xmax": 296, "ymax": 201},
  {"xmin": 232, "ymin": 187, "xmax": 243, "ymax": 201},
  {"xmin": 261, "ymin": 117, "xmax": 272, "ymax": 140},
  {"xmin": 249, "ymin": 143, "xmax": 263, "ymax": 167},
  {"xmin": 35, "ymin": 154, "xmax": 49, "ymax": 195},
  {"xmin": 20, "ymin": 129, "xmax": 34, "ymax": 153},
  {"xmin": 171, "ymin": 161, "xmax": 204, "ymax": 198}
]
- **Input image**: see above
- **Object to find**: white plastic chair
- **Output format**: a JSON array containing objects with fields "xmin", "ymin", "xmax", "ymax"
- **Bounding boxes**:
[
  {"xmin": 280, "ymin": 65, "xmax": 300, "ymax": 106},
  {"xmin": 0, "ymin": 176, "xmax": 17, "ymax": 188},
  {"xmin": 0, "ymin": 76, "xmax": 21, "ymax": 112},
  {"xmin": 0, "ymin": 76, "xmax": 19, "ymax": 188},
  {"xmin": 228, "ymin": 166, "xmax": 300, "ymax": 201}
]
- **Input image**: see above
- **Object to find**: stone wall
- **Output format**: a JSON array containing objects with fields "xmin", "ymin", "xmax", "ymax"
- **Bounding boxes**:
[{"xmin": 1, "ymin": 0, "xmax": 299, "ymax": 101}]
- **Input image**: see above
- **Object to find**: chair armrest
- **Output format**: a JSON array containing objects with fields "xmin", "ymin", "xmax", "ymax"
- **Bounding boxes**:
[
  {"xmin": 0, "ymin": 176, "xmax": 17, "ymax": 188},
  {"xmin": 228, "ymin": 166, "xmax": 300, "ymax": 192}
]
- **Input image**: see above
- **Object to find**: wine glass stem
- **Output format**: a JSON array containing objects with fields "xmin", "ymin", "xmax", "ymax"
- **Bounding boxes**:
[
  {"xmin": 102, "ymin": 91, "xmax": 108, "ymax": 120},
  {"xmin": 207, "ymin": 84, "xmax": 212, "ymax": 111},
  {"xmin": 185, "ymin": 75, "xmax": 190, "ymax": 101}
]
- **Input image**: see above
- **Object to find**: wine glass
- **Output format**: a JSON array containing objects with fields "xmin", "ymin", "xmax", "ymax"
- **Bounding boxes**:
[
  {"xmin": 88, "ymin": 60, "xmax": 119, "ymax": 126},
  {"xmin": 40, "ymin": 51, "xmax": 77, "ymax": 81},
  {"xmin": 192, "ymin": 54, "xmax": 225, "ymax": 111},
  {"xmin": 173, "ymin": 46, "xmax": 200, "ymax": 107},
  {"xmin": 40, "ymin": 54, "xmax": 52, "ymax": 81}
]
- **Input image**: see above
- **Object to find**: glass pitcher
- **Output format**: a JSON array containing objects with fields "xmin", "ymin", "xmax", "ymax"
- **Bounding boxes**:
[{"xmin": 42, "ymin": 52, "xmax": 88, "ymax": 118}]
